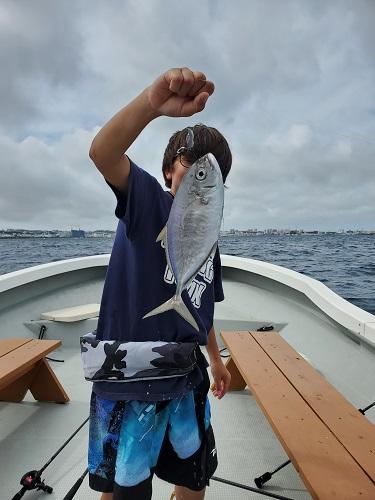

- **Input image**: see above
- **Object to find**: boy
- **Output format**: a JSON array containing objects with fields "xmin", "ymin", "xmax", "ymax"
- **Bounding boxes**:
[{"xmin": 88, "ymin": 67, "xmax": 232, "ymax": 500}]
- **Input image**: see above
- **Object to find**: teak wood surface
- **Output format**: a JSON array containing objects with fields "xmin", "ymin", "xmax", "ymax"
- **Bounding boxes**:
[
  {"xmin": 0, "ymin": 338, "xmax": 69, "ymax": 403},
  {"xmin": 220, "ymin": 330, "xmax": 375, "ymax": 500}
]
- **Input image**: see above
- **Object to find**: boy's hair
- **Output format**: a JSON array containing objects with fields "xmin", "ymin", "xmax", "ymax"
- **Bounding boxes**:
[{"xmin": 162, "ymin": 123, "xmax": 232, "ymax": 188}]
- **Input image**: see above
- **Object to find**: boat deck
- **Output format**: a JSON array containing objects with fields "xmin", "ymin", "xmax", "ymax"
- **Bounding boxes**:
[
  {"xmin": 1, "ymin": 345, "xmax": 312, "ymax": 499},
  {"xmin": 1, "ymin": 261, "xmax": 374, "ymax": 498}
]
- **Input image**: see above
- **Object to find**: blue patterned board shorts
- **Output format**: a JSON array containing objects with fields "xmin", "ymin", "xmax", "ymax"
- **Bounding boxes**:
[{"xmin": 88, "ymin": 355, "xmax": 218, "ymax": 498}]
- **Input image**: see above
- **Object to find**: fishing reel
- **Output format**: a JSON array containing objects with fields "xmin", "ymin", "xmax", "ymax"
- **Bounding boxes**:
[{"xmin": 12, "ymin": 470, "xmax": 53, "ymax": 499}]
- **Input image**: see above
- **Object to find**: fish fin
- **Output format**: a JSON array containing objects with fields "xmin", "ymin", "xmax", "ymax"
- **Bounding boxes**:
[
  {"xmin": 156, "ymin": 225, "xmax": 167, "ymax": 242},
  {"xmin": 175, "ymin": 298, "xmax": 200, "ymax": 331},
  {"xmin": 142, "ymin": 295, "xmax": 199, "ymax": 332}
]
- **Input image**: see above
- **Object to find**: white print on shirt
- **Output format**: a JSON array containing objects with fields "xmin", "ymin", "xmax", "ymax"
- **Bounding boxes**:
[
  {"xmin": 187, "ymin": 280, "xmax": 207, "ymax": 308},
  {"xmin": 162, "ymin": 245, "xmax": 215, "ymax": 309}
]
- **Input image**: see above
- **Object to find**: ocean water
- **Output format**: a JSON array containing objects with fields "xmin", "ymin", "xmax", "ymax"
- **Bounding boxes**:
[{"xmin": 0, "ymin": 234, "xmax": 374, "ymax": 315}]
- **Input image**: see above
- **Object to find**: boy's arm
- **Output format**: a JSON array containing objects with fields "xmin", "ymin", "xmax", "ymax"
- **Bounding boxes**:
[
  {"xmin": 206, "ymin": 325, "xmax": 222, "ymax": 364},
  {"xmin": 89, "ymin": 67, "xmax": 214, "ymax": 193},
  {"xmin": 89, "ymin": 89, "xmax": 158, "ymax": 193}
]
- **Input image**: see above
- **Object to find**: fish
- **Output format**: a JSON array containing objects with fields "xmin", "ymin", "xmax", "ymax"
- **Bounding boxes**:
[{"xmin": 142, "ymin": 152, "xmax": 224, "ymax": 331}]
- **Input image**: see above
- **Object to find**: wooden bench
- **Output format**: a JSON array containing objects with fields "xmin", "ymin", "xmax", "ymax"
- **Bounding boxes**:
[
  {"xmin": 219, "ymin": 330, "xmax": 375, "ymax": 499},
  {"xmin": 0, "ymin": 338, "xmax": 69, "ymax": 403}
]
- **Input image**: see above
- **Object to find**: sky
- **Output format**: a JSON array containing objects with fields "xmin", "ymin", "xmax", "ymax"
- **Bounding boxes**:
[{"xmin": 0, "ymin": 0, "xmax": 374, "ymax": 231}]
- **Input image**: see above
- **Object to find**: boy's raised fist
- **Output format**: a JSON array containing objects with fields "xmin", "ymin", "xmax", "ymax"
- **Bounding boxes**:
[{"xmin": 147, "ymin": 67, "xmax": 215, "ymax": 118}]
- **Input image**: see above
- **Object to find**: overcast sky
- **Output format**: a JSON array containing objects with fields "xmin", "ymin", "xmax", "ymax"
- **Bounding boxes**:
[{"xmin": 1, "ymin": 0, "xmax": 374, "ymax": 231}]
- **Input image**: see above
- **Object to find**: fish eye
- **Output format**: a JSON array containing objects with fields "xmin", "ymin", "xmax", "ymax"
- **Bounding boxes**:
[{"xmin": 195, "ymin": 168, "xmax": 207, "ymax": 180}]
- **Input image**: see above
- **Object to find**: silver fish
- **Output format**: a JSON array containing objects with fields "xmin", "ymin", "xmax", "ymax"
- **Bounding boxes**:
[{"xmin": 142, "ymin": 153, "xmax": 224, "ymax": 331}]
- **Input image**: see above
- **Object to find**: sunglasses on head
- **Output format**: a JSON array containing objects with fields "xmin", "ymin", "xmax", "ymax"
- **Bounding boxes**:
[{"xmin": 172, "ymin": 127, "xmax": 197, "ymax": 168}]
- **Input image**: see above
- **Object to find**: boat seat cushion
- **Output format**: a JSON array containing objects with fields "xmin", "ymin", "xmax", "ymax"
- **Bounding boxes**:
[{"xmin": 40, "ymin": 304, "xmax": 100, "ymax": 322}]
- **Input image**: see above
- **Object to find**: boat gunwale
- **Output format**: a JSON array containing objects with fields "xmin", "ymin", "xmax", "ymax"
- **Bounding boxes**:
[
  {"xmin": 0, "ymin": 253, "xmax": 374, "ymax": 345},
  {"xmin": 222, "ymin": 255, "xmax": 375, "ymax": 346}
]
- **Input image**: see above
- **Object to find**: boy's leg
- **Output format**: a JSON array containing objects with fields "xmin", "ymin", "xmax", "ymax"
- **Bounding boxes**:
[
  {"xmin": 174, "ymin": 485, "xmax": 206, "ymax": 499},
  {"xmin": 89, "ymin": 391, "xmax": 157, "ymax": 499},
  {"xmin": 155, "ymin": 350, "xmax": 217, "ymax": 493},
  {"xmin": 88, "ymin": 392, "xmax": 125, "ymax": 494},
  {"xmin": 100, "ymin": 494, "xmax": 113, "ymax": 500}
]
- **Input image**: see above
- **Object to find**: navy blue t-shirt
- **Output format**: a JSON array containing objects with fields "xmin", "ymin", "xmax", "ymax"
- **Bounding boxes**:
[{"xmin": 92, "ymin": 157, "xmax": 224, "ymax": 401}]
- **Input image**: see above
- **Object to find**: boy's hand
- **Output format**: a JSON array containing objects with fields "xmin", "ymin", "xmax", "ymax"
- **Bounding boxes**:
[
  {"xmin": 147, "ymin": 67, "xmax": 215, "ymax": 118},
  {"xmin": 210, "ymin": 359, "xmax": 231, "ymax": 400}
]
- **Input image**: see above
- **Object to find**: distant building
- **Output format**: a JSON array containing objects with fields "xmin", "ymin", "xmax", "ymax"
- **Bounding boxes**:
[{"xmin": 71, "ymin": 229, "xmax": 85, "ymax": 238}]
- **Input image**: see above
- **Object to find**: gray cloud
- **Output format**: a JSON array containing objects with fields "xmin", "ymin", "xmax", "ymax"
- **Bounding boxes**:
[
  {"xmin": 0, "ymin": 1, "xmax": 95, "ymax": 136},
  {"xmin": 0, "ymin": 0, "xmax": 374, "ymax": 231}
]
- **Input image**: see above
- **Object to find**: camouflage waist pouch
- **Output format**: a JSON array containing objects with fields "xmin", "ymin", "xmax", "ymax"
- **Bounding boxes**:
[{"xmin": 80, "ymin": 331, "xmax": 199, "ymax": 383}]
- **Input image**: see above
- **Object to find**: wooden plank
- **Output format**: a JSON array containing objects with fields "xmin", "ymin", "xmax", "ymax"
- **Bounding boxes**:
[
  {"xmin": 222, "ymin": 356, "xmax": 247, "ymax": 391},
  {"xmin": 0, "ymin": 339, "xmax": 69, "ymax": 403},
  {"xmin": 0, "ymin": 366, "xmax": 36, "ymax": 401},
  {"xmin": 29, "ymin": 358, "xmax": 69, "ymax": 403},
  {"xmin": 251, "ymin": 330, "xmax": 375, "ymax": 484},
  {"xmin": 0, "ymin": 339, "xmax": 62, "ymax": 390},
  {"xmin": 221, "ymin": 331, "xmax": 375, "ymax": 499},
  {"xmin": 0, "ymin": 338, "xmax": 33, "ymax": 357},
  {"xmin": 0, "ymin": 358, "xmax": 69, "ymax": 403}
]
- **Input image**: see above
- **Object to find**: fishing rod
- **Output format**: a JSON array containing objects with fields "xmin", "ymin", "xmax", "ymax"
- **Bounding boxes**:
[
  {"xmin": 210, "ymin": 476, "xmax": 294, "ymax": 499},
  {"xmin": 11, "ymin": 397, "xmax": 375, "ymax": 499},
  {"xmin": 10, "ymin": 408, "xmax": 295, "ymax": 500},
  {"xmin": 63, "ymin": 468, "xmax": 296, "ymax": 500},
  {"xmin": 254, "ymin": 401, "xmax": 375, "ymax": 488},
  {"xmin": 11, "ymin": 417, "xmax": 89, "ymax": 499}
]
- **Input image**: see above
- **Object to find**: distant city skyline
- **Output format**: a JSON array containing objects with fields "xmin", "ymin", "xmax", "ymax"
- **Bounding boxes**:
[{"xmin": 1, "ymin": 227, "xmax": 374, "ymax": 235}]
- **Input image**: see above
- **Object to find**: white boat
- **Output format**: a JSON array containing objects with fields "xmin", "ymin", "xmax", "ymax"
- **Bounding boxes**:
[{"xmin": 1, "ymin": 254, "xmax": 374, "ymax": 499}]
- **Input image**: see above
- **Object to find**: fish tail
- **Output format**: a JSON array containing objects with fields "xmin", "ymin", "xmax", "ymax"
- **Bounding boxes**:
[{"xmin": 142, "ymin": 295, "xmax": 199, "ymax": 332}]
